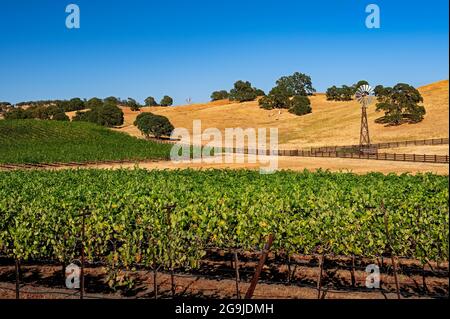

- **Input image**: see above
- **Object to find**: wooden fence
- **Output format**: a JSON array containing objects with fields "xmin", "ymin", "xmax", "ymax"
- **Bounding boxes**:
[
  {"xmin": 145, "ymin": 137, "xmax": 449, "ymax": 164},
  {"xmin": 220, "ymin": 148, "xmax": 449, "ymax": 164},
  {"xmin": 277, "ymin": 150, "xmax": 449, "ymax": 163},
  {"xmin": 310, "ymin": 138, "xmax": 449, "ymax": 153}
]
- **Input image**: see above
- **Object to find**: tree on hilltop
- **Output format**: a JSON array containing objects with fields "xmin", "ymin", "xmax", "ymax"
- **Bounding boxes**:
[
  {"xmin": 229, "ymin": 80, "xmax": 258, "ymax": 102},
  {"xmin": 276, "ymin": 72, "xmax": 316, "ymax": 96},
  {"xmin": 144, "ymin": 96, "xmax": 159, "ymax": 106},
  {"xmin": 210, "ymin": 90, "xmax": 229, "ymax": 101},
  {"xmin": 160, "ymin": 96, "xmax": 173, "ymax": 107}
]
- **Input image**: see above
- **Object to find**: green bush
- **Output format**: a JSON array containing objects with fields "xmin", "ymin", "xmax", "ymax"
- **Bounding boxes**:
[
  {"xmin": 73, "ymin": 102, "xmax": 124, "ymax": 127},
  {"xmin": 326, "ymin": 85, "xmax": 354, "ymax": 101},
  {"xmin": 259, "ymin": 85, "xmax": 312, "ymax": 117},
  {"xmin": 144, "ymin": 96, "xmax": 158, "ymax": 106},
  {"xmin": 253, "ymin": 88, "xmax": 266, "ymax": 97},
  {"xmin": 125, "ymin": 98, "xmax": 141, "ymax": 111},
  {"xmin": 375, "ymin": 83, "xmax": 426, "ymax": 125},
  {"xmin": 52, "ymin": 112, "xmax": 70, "ymax": 121},
  {"xmin": 229, "ymin": 80, "xmax": 258, "ymax": 102},
  {"xmin": 134, "ymin": 112, "xmax": 155, "ymax": 125},
  {"xmin": 104, "ymin": 96, "xmax": 119, "ymax": 105},
  {"xmin": 4, "ymin": 108, "xmax": 32, "ymax": 120},
  {"xmin": 210, "ymin": 90, "xmax": 229, "ymax": 101},
  {"xmin": 289, "ymin": 96, "xmax": 312, "ymax": 115},
  {"xmin": 276, "ymin": 72, "xmax": 316, "ymax": 96},
  {"xmin": 73, "ymin": 109, "xmax": 98, "ymax": 123},
  {"xmin": 258, "ymin": 96, "xmax": 273, "ymax": 110},
  {"xmin": 85, "ymin": 97, "xmax": 103, "ymax": 109},
  {"xmin": 326, "ymin": 86, "xmax": 339, "ymax": 100},
  {"xmin": 258, "ymin": 85, "xmax": 291, "ymax": 110},
  {"xmin": 134, "ymin": 112, "xmax": 174, "ymax": 138},
  {"xmin": 97, "ymin": 103, "xmax": 124, "ymax": 127},
  {"xmin": 160, "ymin": 96, "xmax": 173, "ymax": 107}
]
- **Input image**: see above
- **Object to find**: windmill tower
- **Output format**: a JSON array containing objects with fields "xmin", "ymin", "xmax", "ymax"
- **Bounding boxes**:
[{"xmin": 355, "ymin": 85, "xmax": 375, "ymax": 154}]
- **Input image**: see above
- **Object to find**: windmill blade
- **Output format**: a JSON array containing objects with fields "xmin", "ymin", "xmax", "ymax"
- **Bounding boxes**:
[{"xmin": 355, "ymin": 85, "xmax": 375, "ymax": 107}]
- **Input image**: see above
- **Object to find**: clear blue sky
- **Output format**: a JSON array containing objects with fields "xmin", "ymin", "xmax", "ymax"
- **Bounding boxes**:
[{"xmin": 0, "ymin": 0, "xmax": 448, "ymax": 105}]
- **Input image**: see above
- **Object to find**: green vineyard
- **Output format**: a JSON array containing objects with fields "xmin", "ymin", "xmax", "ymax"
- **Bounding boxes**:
[
  {"xmin": 0, "ymin": 120, "xmax": 172, "ymax": 164},
  {"xmin": 0, "ymin": 169, "xmax": 447, "ymax": 291}
]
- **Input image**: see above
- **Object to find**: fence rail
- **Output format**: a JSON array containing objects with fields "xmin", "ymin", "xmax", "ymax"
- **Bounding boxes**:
[
  {"xmin": 227, "ymin": 148, "xmax": 449, "ymax": 164},
  {"xmin": 146, "ymin": 137, "xmax": 449, "ymax": 163},
  {"xmin": 1, "ymin": 139, "xmax": 447, "ymax": 171},
  {"xmin": 310, "ymin": 138, "xmax": 449, "ymax": 153}
]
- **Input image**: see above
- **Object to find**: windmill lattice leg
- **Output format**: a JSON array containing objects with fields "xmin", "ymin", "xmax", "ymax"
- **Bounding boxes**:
[{"xmin": 359, "ymin": 106, "xmax": 371, "ymax": 153}]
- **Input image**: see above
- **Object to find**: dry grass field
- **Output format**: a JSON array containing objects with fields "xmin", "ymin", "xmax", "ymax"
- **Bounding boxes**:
[
  {"xmin": 114, "ymin": 80, "xmax": 449, "ymax": 149},
  {"xmin": 386, "ymin": 144, "xmax": 449, "ymax": 155},
  {"xmin": 60, "ymin": 80, "xmax": 448, "ymax": 174}
]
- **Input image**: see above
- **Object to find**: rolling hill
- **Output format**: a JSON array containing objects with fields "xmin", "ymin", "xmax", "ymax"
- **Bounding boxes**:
[
  {"xmin": 116, "ymin": 80, "xmax": 449, "ymax": 149},
  {"xmin": 0, "ymin": 120, "xmax": 172, "ymax": 164}
]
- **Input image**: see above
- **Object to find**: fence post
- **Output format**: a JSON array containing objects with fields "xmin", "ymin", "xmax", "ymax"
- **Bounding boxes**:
[
  {"xmin": 80, "ymin": 213, "xmax": 85, "ymax": 300},
  {"xmin": 245, "ymin": 234, "xmax": 274, "ymax": 299},
  {"xmin": 15, "ymin": 258, "xmax": 20, "ymax": 299},
  {"xmin": 233, "ymin": 250, "xmax": 241, "ymax": 299}
]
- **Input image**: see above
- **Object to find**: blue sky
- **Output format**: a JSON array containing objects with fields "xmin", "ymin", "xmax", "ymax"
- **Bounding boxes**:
[{"xmin": 0, "ymin": 0, "xmax": 448, "ymax": 105}]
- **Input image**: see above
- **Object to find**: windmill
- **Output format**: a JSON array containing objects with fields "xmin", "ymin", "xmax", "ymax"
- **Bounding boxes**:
[{"xmin": 355, "ymin": 85, "xmax": 375, "ymax": 154}]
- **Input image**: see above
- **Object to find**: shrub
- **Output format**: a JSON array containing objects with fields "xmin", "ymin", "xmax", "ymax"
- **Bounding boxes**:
[
  {"xmin": 73, "ymin": 109, "xmax": 99, "ymax": 123},
  {"xmin": 73, "ymin": 102, "xmax": 124, "ymax": 127},
  {"xmin": 134, "ymin": 112, "xmax": 154, "ymax": 125},
  {"xmin": 67, "ymin": 98, "xmax": 85, "ymax": 112},
  {"xmin": 86, "ymin": 97, "xmax": 103, "ymax": 109},
  {"xmin": 325, "ymin": 85, "xmax": 354, "ymax": 101},
  {"xmin": 259, "ymin": 85, "xmax": 312, "ymax": 116},
  {"xmin": 97, "ymin": 103, "xmax": 124, "ymax": 127},
  {"xmin": 339, "ymin": 85, "xmax": 354, "ymax": 101},
  {"xmin": 52, "ymin": 112, "xmax": 70, "ymax": 121},
  {"xmin": 30, "ymin": 106, "xmax": 51, "ymax": 119},
  {"xmin": 289, "ymin": 96, "xmax": 312, "ymax": 115},
  {"xmin": 210, "ymin": 90, "xmax": 229, "ymax": 101},
  {"xmin": 374, "ymin": 85, "xmax": 386, "ymax": 97},
  {"xmin": 160, "ymin": 96, "xmax": 173, "ymax": 107},
  {"xmin": 253, "ymin": 88, "xmax": 266, "ymax": 97},
  {"xmin": 258, "ymin": 85, "xmax": 291, "ymax": 110},
  {"xmin": 104, "ymin": 96, "xmax": 119, "ymax": 105},
  {"xmin": 258, "ymin": 96, "xmax": 274, "ymax": 110},
  {"xmin": 326, "ymin": 86, "xmax": 339, "ymax": 100},
  {"xmin": 126, "ymin": 98, "xmax": 141, "ymax": 111},
  {"xmin": 4, "ymin": 108, "xmax": 32, "ymax": 120},
  {"xmin": 134, "ymin": 112, "xmax": 174, "ymax": 138},
  {"xmin": 46, "ymin": 105, "xmax": 65, "ymax": 117}
]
